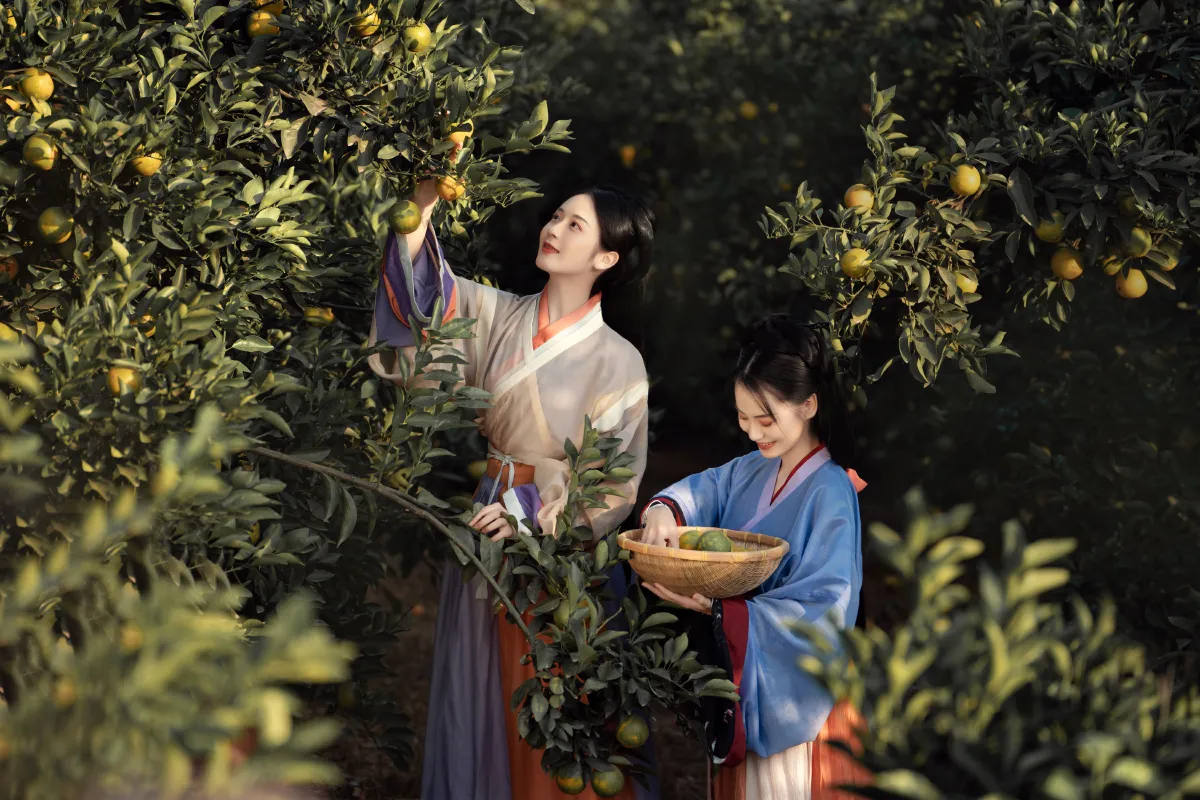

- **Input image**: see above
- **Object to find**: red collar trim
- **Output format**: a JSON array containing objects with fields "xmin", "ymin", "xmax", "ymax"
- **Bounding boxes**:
[{"xmin": 771, "ymin": 443, "xmax": 826, "ymax": 504}]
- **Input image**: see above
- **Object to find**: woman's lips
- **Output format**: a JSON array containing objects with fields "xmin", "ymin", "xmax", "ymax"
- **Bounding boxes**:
[
  {"xmin": 758, "ymin": 441, "xmax": 775, "ymax": 451},
  {"xmin": 541, "ymin": 242, "xmax": 558, "ymax": 254}
]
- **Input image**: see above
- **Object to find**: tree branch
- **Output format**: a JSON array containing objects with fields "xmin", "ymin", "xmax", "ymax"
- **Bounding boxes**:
[{"xmin": 249, "ymin": 445, "xmax": 536, "ymax": 645}]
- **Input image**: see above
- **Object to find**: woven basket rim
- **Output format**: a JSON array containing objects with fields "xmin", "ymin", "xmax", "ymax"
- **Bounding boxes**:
[{"xmin": 618, "ymin": 528, "xmax": 789, "ymax": 563}]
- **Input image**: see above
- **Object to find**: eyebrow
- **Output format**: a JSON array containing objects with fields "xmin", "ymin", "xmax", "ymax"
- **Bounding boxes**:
[{"xmin": 736, "ymin": 407, "xmax": 774, "ymax": 419}]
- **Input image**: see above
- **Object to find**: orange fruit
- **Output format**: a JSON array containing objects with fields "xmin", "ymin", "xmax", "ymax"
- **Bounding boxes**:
[
  {"xmin": 1160, "ymin": 241, "xmax": 1180, "ymax": 272},
  {"xmin": 131, "ymin": 153, "xmax": 162, "ymax": 176},
  {"xmin": 1050, "ymin": 247, "xmax": 1083, "ymax": 281},
  {"xmin": 592, "ymin": 767, "xmax": 626, "ymax": 797},
  {"xmin": 254, "ymin": 0, "xmax": 284, "ymax": 14},
  {"xmin": 1034, "ymin": 211, "xmax": 1066, "ymax": 243},
  {"xmin": 699, "ymin": 530, "xmax": 733, "ymax": 552},
  {"xmin": 303, "ymin": 307, "xmax": 335, "ymax": 327},
  {"xmin": 1123, "ymin": 227, "xmax": 1152, "ymax": 258},
  {"xmin": 38, "ymin": 207, "xmax": 73, "ymax": 244},
  {"xmin": 436, "ymin": 175, "xmax": 465, "ymax": 201},
  {"xmin": 351, "ymin": 6, "xmax": 380, "ymax": 37},
  {"xmin": 247, "ymin": 10, "xmax": 279, "ymax": 37},
  {"xmin": 53, "ymin": 679, "xmax": 77, "ymax": 708},
  {"xmin": 403, "ymin": 21, "xmax": 432, "ymax": 53},
  {"xmin": 1116, "ymin": 268, "xmax": 1147, "ymax": 299},
  {"xmin": 619, "ymin": 144, "xmax": 636, "ymax": 168},
  {"xmin": 738, "ymin": 101, "xmax": 759, "ymax": 120},
  {"xmin": 555, "ymin": 765, "xmax": 586, "ymax": 795},
  {"xmin": 843, "ymin": 184, "xmax": 873, "ymax": 212},
  {"xmin": 120, "ymin": 624, "xmax": 144, "ymax": 652},
  {"xmin": 615, "ymin": 714, "xmax": 649, "ymax": 748},
  {"xmin": 840, "ymin": 248, "xmax": 870, "ymax": 279},
  {"xmin": 22, "ymin": 134, "xmax": 57, "ymax": 171},
  {"xmin": 388, "ymin": 200, "xmax": 422, "ymax": 235},
  {"xmin": 949, "ymin": 164, "xmax": 981, "ymax": 197},
  {"xmin": 107, "ymin": 366, "xmax": 143, "ymax": 396},
  {"xmin": 19, "ymin": 68, "xmax": 53, "ymax": 101}
]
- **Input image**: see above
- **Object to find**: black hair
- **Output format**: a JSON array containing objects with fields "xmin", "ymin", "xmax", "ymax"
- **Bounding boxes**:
[
  {"xmin": 582, "ymin": 185, "xmax": 656, "ymax": 351},
  {"xmin": 732, "ymin": 314, "xmax": 855, "ymax": 466}
]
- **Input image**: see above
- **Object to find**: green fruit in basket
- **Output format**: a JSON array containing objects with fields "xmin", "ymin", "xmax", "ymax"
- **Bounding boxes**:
[
  {"xmin": 678, "ymin": 530, "xmax": 702, "ymax": 551},
  {"xmin": 699, "ymin": 530, "xmax": 733, "ymax": 552}
]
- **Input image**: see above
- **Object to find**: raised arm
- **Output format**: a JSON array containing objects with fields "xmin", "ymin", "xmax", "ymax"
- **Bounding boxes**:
[{"xmin": 368, "ymin": 181, "xmax": 479, "ymax": 387}]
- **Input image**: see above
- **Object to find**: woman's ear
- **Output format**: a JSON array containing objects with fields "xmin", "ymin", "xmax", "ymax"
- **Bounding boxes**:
[
  {"xmin": 801, "ymin": 393, "xmax": 819, "ymax": 421},
  {"xmin": 594, "ymin": 249, "xmax": 619, "ymax": 272}
]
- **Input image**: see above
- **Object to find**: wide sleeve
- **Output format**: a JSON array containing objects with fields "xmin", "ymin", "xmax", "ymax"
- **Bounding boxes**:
[
  {"xmin": 534, "ymin": 376, "xmax": 650, "ymax": 540},
  {"xmin": 740, "ymin": 481, "xmax": 861, "ymax": 755},
  {"xmin": 699, "ymin": 479, "xmax": 862, "ymax": 765},
  {"xmin": 639, "ymin": 458, "xmax": 739, "ymax": 529},
  {"xmin": 367, "ymin": 227, "xmax": 500, "ymax": 387}
]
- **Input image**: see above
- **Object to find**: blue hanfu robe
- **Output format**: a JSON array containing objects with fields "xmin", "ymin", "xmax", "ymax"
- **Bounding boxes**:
[{"xmin": 645, "ymin": 445, "xmax": 863, "ymax": 766}]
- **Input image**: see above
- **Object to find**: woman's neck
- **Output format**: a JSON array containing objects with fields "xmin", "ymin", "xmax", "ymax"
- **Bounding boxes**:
[
  {"xmin": 543, "ymin": 272, "xmax": 597, "ymax": 324},
  {"xmin": 777, "ymin": 431, "xmax": 823, "ymax": 479}
]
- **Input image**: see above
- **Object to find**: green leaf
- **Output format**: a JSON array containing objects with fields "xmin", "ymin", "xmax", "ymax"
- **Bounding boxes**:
[
  {"xmin": 337, "ymin": 489, "xmax": 357, "ymax": 546},
  {"xmin": 529, "ymin": 100, "xmax": 549, "ymax": 137},
  {"xmin": 511, "ymin": 0, "xmax": 536, "ymax": 12},
  {"xmin": 1019, "ymin": 539, "xmax": 1076, "ymax": 570},
  {"xmin": 873, "ymin": 770, "xmax": 944, "ymax": 800},
  {"xmin": 641, "ymin": 612, "xmax": 678, "ymax": 628},
  {"xmin": 231, "ymin": 336, "xmax": 273, "ymax": 353},
  {"xmin": 1007, "ymin": 167, "xmax": 1037, "ymax": 227},
  {"xmin": 531, "ymin": 692, "xmax": 548, "ymax": 721},
  {"xmin": 963, "ymin": 366, "xmax": 996, "ymax": 394}
]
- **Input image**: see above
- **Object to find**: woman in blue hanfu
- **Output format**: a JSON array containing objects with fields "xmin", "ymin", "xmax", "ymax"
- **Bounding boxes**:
[
  {"xmin": 367, "ymin": 178, "xmax": 658, "ymax": 800},
  {"xmin": 640, "ymin": 314, "xmax": 870, "ymax": 800}
]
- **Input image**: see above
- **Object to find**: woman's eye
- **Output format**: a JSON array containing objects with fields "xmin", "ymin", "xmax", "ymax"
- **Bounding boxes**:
[
  {"xmin": 759, "ymin": 420, "xmax": 774, "ymax": 428},
  {"xmin": 570, "ymin": 221, "xmax": 579, "ymax": 230}
]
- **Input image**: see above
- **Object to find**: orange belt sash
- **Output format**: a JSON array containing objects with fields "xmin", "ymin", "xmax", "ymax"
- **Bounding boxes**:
[{"xmin": 485, "ymin": 456, "xmax": 536, "ymax": 490}]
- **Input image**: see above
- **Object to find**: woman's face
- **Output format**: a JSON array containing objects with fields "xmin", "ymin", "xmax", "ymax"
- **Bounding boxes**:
[
  {"xmin": 734, "ymin": 382, "xmax": 816, "ymax": 459},
  {"xmin": 536, "ymin": 193, "xmax": 618, "ymax": 278}
]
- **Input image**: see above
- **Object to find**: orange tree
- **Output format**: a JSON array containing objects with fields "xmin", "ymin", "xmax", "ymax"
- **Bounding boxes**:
[
  {"xmin": 503, "ymin": 0, "xmax": 969, "ymax": 428},
  {"xmin": 762, "ymin": 2, "xmax": 1196, "ymax": 402},
  {"xmin": 750, "ymin": 0, "xmax": 1199, "ymax": 648},
  {"xmin": 0, "ymin": 339, "xmax": 355, "ymax": 800},
  {"xmin": 0, "ymin": 0, "xmax": 714, "ymax": 793},
  {"xmin": 806, "ymin": 490, "xmax": 1200, "ymax": 799}
]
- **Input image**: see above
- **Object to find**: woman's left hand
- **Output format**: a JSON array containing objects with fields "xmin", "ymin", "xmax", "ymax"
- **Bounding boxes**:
[
  {"xmin": 469, "ymin": 502, "xmax": 517, "ymax": 542},
  {"xmin": 644, "ymin": 583, "xmax": 713, "ymax": 615}
]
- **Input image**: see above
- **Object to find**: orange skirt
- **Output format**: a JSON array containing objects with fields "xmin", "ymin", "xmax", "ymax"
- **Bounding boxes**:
[
  {"xmin": 486, "ymin": 456, "xmax": 639, "ymax": 800},
  {"xmin": 497, "ymin": 612, "xmax": 639, "ymax": 800},
  {"xmin": 711, "ymin": 700, "xmax": 870, "ymax": 800}
]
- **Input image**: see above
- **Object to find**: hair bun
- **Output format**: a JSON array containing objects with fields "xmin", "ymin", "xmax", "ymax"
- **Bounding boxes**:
[{"xmin": 739, "ymin": 311, "xmax": 835, "ymax": 376}]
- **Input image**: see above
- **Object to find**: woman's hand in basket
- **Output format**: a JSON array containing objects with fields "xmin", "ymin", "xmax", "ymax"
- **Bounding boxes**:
[
  {"xmin": 641, "ymin": 505, "xmax": 678, "ymax": 548},
  {"xmin": 644, "ymin": 583, "xmax": 713, "ymax": 615}
]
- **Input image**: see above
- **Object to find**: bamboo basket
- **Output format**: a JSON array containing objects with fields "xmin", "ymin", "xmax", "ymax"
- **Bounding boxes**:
[{"xmin": 617, "ymin": 528, "xmax": 789, "ymax": 599}]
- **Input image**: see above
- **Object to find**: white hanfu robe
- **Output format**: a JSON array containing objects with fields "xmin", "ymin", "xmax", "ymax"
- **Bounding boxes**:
[{"xmin": 368, "ymin": 227, "xmax": 654, "ymax": 800}]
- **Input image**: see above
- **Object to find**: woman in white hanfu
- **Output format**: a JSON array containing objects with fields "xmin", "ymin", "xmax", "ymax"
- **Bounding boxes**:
[{"xmin": 368, "ymin": 178, "xmax": 658, "ymax": 800}]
